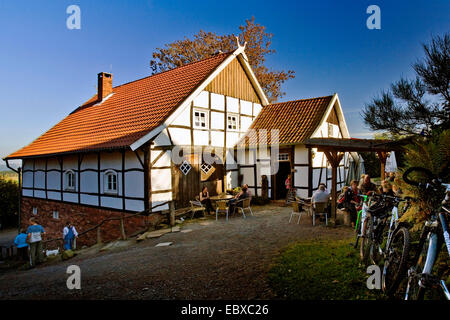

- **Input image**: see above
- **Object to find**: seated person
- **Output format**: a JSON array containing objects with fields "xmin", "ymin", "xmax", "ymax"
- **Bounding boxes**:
[
  {"xmin": 228, "ymin": 185, "xmax": 250, "ymax": 213},
  {"xmin": 312, "ymin": 184, "xmax": 330, "ymax": 203},
  {"xmin": 381, "ymin": 180, "xmax": 395, "ymax": 197},
  {"xmin": 341, "ymin": 180, "xmax": 360, "ymax": 227},
  {"xmin": 199, "ymin": 186, "xmax": 214, "ymax": 215},
  {"xmin": 312, "ymin": 184, "xmax": 330, "ymax": 219},
  {"xmin": 359, "ymin": 174, "xmax": 379, "ymax": 195}
]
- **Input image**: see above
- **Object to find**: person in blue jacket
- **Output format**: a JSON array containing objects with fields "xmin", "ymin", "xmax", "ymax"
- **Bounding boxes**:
[
  {"xmin": 14, "ymin": 228, "xmax": 29, "ymax": 261},
  {"xmin": 63, "ymin": 221, "xmax": 78, "ymax": 250}
]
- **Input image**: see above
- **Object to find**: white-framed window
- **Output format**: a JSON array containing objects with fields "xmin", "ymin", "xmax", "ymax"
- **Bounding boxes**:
[
  {"xmin": 104, "ymin": 170, "xmax": 118, "ymax": 194},
  {"xmin": 32, "ymin": 207, "xmax": 38, "ymax": 215},
  {"xmin": 278, "ymin": 153, "xmax": 289, "ymax": 161},
  {"xmin": 227, "ymin": 114, "xmax": 238, "ymax": 131},
  {"xmin": 328, "ymin": 123, "xmax": 334, "ymax": 137},
  {"xmin": 64, "ymin": 170, "xmax": 76, "ymax": 191},
  {"xmin": 193, "ymin": 109, "xmax": 208, "ymax": 129},
  {"xmin": 52, "ymin": 210, "xmax": 59, "ymax": 220},
  {"xmin": 179, "ymin": 160, "xmax": 192, "ymax": 176}
]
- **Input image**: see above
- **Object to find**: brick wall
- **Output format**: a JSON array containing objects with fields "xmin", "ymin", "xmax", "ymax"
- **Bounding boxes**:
[{"xmin": 21, "ymin": 197, "xmax": 158, "ymax": 249}]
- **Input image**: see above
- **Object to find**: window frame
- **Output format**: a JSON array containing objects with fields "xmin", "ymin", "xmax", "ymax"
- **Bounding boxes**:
[
  {"xmin": 193, "ymin": 109, "xmax": 208, "ymax": 129},
  {"xmin": 104, "ymin": 170, "xmax": 118, "ymax": 194},
  {"xmin": 226, "ymin": 113, "xmax": 239, "ymax": 131},
  {"xmin": 64, "ymin": 170, "xmax": 76, "ymax": 191}
]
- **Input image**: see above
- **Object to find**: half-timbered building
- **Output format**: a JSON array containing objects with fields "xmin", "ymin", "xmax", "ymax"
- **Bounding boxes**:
[{"xmin": 4, "ymin": 44, "xmax": 355, "ymax": 244}]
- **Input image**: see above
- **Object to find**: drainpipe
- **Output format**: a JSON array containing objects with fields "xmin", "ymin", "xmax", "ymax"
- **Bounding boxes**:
[{"xmin": 5, "ymin": 159, "xmax": 21, "ymax": 234}]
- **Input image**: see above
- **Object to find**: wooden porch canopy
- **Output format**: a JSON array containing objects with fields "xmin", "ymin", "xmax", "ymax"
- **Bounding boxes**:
[{"xmin": 304, "ymin": 137, "xmax": 405, "ymax": 224}]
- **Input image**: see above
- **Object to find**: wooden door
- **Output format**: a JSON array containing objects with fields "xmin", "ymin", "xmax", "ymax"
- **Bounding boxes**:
[{"xmin": 172, "ymin": 154, "xmax": 200, "ymax": 208}]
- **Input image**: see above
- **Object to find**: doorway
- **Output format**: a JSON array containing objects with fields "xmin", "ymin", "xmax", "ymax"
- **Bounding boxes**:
[{"xmin": 274, "ymin": 161, "xmax": 292, "ymax": 200}]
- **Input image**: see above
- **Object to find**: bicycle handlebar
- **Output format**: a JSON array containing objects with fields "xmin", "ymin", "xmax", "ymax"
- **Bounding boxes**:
[{"xmin": 403, "ymin": 167, "xmax": 435, "ymax": 187}]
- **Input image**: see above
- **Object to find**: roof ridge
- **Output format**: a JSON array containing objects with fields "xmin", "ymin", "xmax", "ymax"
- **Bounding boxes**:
[
  {"xmin": 112, "ymin": 51, "xmax": 233, "ymax": 90},
  {"xmin": 268, "ymin": 95, "xmax": 333, "ymax": 106}
]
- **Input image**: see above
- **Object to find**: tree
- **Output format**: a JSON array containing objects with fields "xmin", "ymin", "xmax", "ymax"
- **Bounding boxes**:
[
  {"xmin": 0, "ymin": 176, "xmax": 19, "ymax": 229},
  {"xmin": 362, "ymin": 33, "xmax": 450, "ymax": 136},
  {"xmin": 150, "ymin": 17, "xmax": 295, "ymax": 102}
]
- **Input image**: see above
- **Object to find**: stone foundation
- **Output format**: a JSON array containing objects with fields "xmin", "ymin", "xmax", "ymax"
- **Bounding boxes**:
[{"xmin": 21, "ymin": 197, "xmax": 163, "ymax": 249}]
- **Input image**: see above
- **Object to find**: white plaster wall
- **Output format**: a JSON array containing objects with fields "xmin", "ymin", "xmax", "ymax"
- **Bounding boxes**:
[
  {"xmin": 226, "ymin": 132, "xmax": 240, "ymax": 148},
  {"xmin": 294, "ymin": 145, "xmax": 309, "ymax": 164},
  {"xmin": 193, "ymin": 130, "xmax": 209, "ymax": 146},
  {"xmin": 211, "ymin": 93, "xmax": 225, "ymax": 111},
  {"xmin": 211, "ymin": 111, "xmax": 224, "ymax": 130},
  {"xmin": 125, "ymin": 150, "xmax": 143, "ymax": 170},
  {"xmin": 240, "ymin": 167, "xmax": 254, "ymax": 187},
  {"xmin": 226, "ymin": 96, "xmax": 239, "ymax": 113},
  {"xmin": 171, "ymin": 105, "xmax": 191, "ymax": 126},
  {"xmin": 126, "ymin": 199, "xmax": 145, "ymax": 212},
  {"xmin": 48, "ymin": 191, "xmax": 60, "ymax": 201},
  {"xmin": 226, "ymin": 171, "xmax": 239, "ymax": 190},
  {"xmin": 240, "ymin": 100, "xmax": 252, "ymax": 116},
  {"xmin": 211, "ymin": 131, "xmax": 224, "ymax": 148},
  {"xmin": 294, "ymin": 167, "xmax": 308, "ymax": 188},
  {"xmin": 153, "ymin": 150, "xmax": 172, "ymax": 168},
  {"xmin": 193, "ymin": 90, "xmax": 209, "ymax": 108},
  {"xmin": 81, "ymin": 194, "xmax": 97, "ymax": 206},
  {"xmin": 125, "ymin": 171, "xmax": 144, "ymax": 198},
  {"xmin": 100, "ymin": 152, "xmax": 122, "ymax": 171},
  {"xmin": 151, "ymin": 168, "xmax": 172, "ymax": 191},
  {"xmin": 35, "ymin": 190, "xmax": 45, "ymax": 199},
  {"xmin": 80, "ymin": 171, "xmax": 97, "ymax": 193},
  {"xmin": 169, "ymin": 127, "xmax": 191, "ymax": 146},
  {"xmin": 62, "ymin": 156, "xmax": 77, "ymax": 171},
  {"xmin": 253, "ymin": 103, "xmax": 262, "ymax": 117},
  {"xmin": 240, "ymin": 116, "xmax": 253, "ymax": 132},
  {"xmin": 63, "ymin": 192, "xmax": 78, "ymax": 203},
  {"xmin": 101, "ymin": 196, "xmax": 122, "ymax": 209}
]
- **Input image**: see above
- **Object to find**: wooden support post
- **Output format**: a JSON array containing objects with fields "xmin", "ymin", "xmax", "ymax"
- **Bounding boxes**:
[
  {"xmin": 169, "ymin": 201, "xmax": 175, "ymax": 226},
  {"xmin": 120, "ymin": 216, "xmax": 127, "ymax": 240},
  {"xmin": 377, "ymin": 151, "xmax": 388, "ymax": 180},
  {"xmin": 323, "ymin": 150, "xmax": 344, "ymax": 225}
]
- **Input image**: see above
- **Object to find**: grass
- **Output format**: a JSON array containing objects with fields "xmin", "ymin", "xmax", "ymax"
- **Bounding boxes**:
[{"xmin": 267, "ymin": 238, "xmax": 385, "ymax": 300}]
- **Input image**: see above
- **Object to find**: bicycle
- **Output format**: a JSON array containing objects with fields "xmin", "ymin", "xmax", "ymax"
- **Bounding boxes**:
[
  {"xmin": 359, "ymin": 193, "xmax": 412, "ymax": 295},
  {"xmin": 353, "ymin": 194, "xmax": 371, "ymax": 250},
  {"xmin": 403, "ymin": 167, "xmax": 450, "ymax": 300}
]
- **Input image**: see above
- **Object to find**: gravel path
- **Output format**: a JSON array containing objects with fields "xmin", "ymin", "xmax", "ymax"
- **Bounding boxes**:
[{"xmin": 0, "ymin": 205, "xmax": 353, "ymax": 300}]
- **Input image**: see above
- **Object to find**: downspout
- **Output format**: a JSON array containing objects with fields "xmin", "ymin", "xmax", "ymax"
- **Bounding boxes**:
[{"xmin": 5, "ymin": 159, "xmax": 21, "ymax": 233}]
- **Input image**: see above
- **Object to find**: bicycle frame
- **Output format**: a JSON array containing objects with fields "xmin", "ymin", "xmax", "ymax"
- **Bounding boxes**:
[{"xmin": 405, "ymin": 184, "xmax": 450, "ymax": 300}]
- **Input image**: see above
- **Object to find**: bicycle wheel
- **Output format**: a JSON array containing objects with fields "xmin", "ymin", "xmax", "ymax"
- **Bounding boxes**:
[
  {"xmin": 382, "ymin": 227, "xmax": 410, "ymax": 296},
  {"xmin": 405, "ymin": 232, "xmax": 430, "ymax": 300},
  {"xmin": 360, "ymin": 215, "xmax": 374, "ymax": 265}
]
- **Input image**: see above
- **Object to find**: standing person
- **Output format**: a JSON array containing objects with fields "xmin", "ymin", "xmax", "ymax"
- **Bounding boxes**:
[
  {"xmin": 63, "ymin": 222, "xmax": 78, "ymax": 251},
  {"xmin": 26, "ymin": 218, "xmax": 45, "ymax": 267},
  {"xmin": 285, "ymin": 174, "xmax": 292, "ymax": 191},
  {"xmin": 199, "ymin": 186, "xmax": 214, "ymax": 215},
  {"xmin": 14, "ymin": 228, "xmax": 29, "ymax": 261},
  {"xmin": 343, "ymin": 180, "xmax": 360, "ymax": 227}
]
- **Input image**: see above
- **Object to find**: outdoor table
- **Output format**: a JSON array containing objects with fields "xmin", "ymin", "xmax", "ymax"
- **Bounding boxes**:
[{"xmin": 209, "ymin": 194, "xmax": 235, "ymax": 209}]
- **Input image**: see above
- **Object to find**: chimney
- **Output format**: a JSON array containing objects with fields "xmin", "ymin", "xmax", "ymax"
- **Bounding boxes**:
[{"xmin": 97, "ymin": 72, "xmax": 113, "ymax": 101}]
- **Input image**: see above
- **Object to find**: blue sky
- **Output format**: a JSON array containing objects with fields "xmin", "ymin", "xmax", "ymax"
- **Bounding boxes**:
[{"xmin": 0, "ymin": 0, "xmax": 449, "ymax": 167}]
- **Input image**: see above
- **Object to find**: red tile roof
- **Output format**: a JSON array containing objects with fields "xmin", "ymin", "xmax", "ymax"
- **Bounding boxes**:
[
  {"xmin": 6, "ymin": 52, "xmax": 231, "ymax": 159},
  {"xmin": 240, "ymin": 95, "xmax": 333, "ymax": 146}
]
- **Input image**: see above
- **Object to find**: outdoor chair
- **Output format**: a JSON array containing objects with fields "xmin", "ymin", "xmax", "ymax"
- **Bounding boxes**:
[
  {"xmin": 289, "ymin": 201, "xmax": 307, "ymax": 224},
  {"xmin": 215, "ymin": 200, "xmax": 230, "ymax": 221},
  {"xmin": 189, "ymin": 196, "xmax": 206, "ymax": 219},
  {"xmin": 312, "ymin": 201, "xmax": 328, "ymax": 226},
  {"xmin": 233, "ymin": 197, "xmax": 253, "ymax": 218}
]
